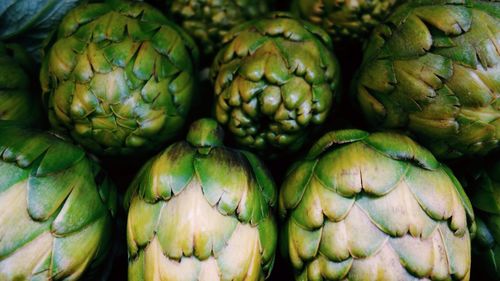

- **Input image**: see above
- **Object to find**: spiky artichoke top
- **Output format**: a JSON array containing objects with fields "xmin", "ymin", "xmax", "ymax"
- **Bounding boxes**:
[
  {"xmin": 279, "ymin": 129, "xmax": 475, "ymax": 280},
  {"xmin": 211, "ymin": 13, "xmax": 340, "ymax": 156},
  {"xmin": 0, "ymin": 122, "xmax": 117, "ymax": 280},
  {"xmin": 0, "ymin": 43, "xmax": 43, "ymax": 126},
  {"xmin": 126, "ymin": 119, "xmax": 277, "ymax": 280},
  {"xmin": 166, "ymin": 0, "xmax": 269, "ymax": 57},
  {"xmin": 291, "ymin": 0, "xmax": 399, "ymax": 42},
  {"xmin": 353, "ymin": 0, "xmax": 500, "ymax": 159},
  {"xmin": 40, "ymin": 0, "xmax": 199, "ymax": 156}
]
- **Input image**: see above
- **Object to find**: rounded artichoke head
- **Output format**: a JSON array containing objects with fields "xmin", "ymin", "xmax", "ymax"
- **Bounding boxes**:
[
  {"xmin": 166, "ymin": 0, "xmax": 269, "ymax": 57},
  {"xmin": 291, "ymin": 0, "xmax": 399, "ymax": 42},
  {"xmin": 40, "ymin": 1, "xmax": 199, "ymax": 156},
  {"xmin": 353, "ymin": 0, "xmax": 500, "ymax": 159},
  {"xmin": 0, "ymin": 121, "xmax": 117, "ymax": 280},
  {"xmin": 210, "ymin": 12, "xmax": 341, "ymax": 157},
  {"xmin": 126, "ymin": 118, "xmax": 278, "ymax": 280},
  {"xmin": 0, "ymin": 43, "xmax": 44, "ymax": 126},
  {"xmin": 464, "ymin": 157, "xmax": 500, "ymax": 278},
  {"xmin": 279, "ymin": 129, "xmax": 475, "ymax": 280}
]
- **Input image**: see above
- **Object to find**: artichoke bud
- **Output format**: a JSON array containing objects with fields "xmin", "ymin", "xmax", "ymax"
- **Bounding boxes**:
[
  {"xmin": 165, "ymin": 0, "xmax": 270, "ymax": 58},
  {"xmin": 353, "ymin": 0, "xmax": 500, "ymax": 159},
  {"xmin": 211, "ymin": 12, "xmax": 341, "ymax": 157},
  {"xmin": 126, "ymin": 118, "xmax": 278, "ymax": 281},
  {"xmin": 291, "ymin": 0, "xmax": 400, "ymax": 42},
  {"xmin": 279, "ymin": 129, "xmax": 474, "ymax": 280},
  {"xmin": 41, "ymin": 0, "xmax": 199, "ymax": 156},
  {"xmin": 0, "ymin": 122, "xmax": 117, "ymax": 280}
]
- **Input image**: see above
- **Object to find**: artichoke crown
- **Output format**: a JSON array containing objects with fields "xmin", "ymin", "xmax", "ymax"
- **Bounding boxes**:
[
  {"xmin": 0, "ymin": 122, "xmax": 116, "ymax": 280},
  {"xmin": 279, "ymin": 129, "xmax": 475, "ymax": 280},
  {"xmin": 126, "ymin": 118, "xmax": 277, "ymax": 280},
  {"xmin": 354, "ymin": 0, "xmax": 500, "ymax": 158},
  {"xmin": 41, "ymin": 1, "xmax": 199, "ymax": 156},
  {"xmin": 211, "ymin": 12, "xmax": 340, "ymax": 155}
]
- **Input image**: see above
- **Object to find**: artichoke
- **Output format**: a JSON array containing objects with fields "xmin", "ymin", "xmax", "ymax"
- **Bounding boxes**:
[
  {"xmin": 465, "ymin": 158, "xmax": 500, "ymax": 279},
  {"xmin": 353, "ymin": 0, "xmax": 500, "ymax": 159},
  {"xmin": 0, "ymin": 0, "xmax": 82, "ymax": 61},
  {"xmin": 0, "ymin": 122, "xmax": 117, "ymax": 280},
  {"xmin": 126, "ymin": 118, "xmax": 277, "ymax": 280},
  {"xmin": 291, "ymin": 0, "xmax": 399, "ymax": 42},
  {"xmin": 165, "ymin": 0, "xmax": 269, "ymax": 57},
  {"xmin": 279, "ymin": 129, "xmax": 474, "ymax": 280},
  {"xmin": 40, "ymin": 0, "xmax": 199, "ymax": 156},
  {"xmin": 0, "ymin": 43, "xmax": 44, "ymax": 126},
  {"xmin": 211, "ymin": 13, "xmax": 341, "ymax": 155}
]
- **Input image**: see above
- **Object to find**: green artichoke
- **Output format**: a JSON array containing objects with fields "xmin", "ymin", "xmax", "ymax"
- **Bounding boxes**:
[
  {"xmin": 126, "ymin": 118, "xmax": 277, "ymax": 280},
  {"xmin": 40, "ymin": 0, "xmax": 199, "ymax": 156},
  {"xmin": 466, "ymin": 158, "xmax": 500, "ymax": 279},
  {"xmin": 291, "ymin": 0, "xmax": 398, "ymax": 42},
  {"xmin": 0, "ymin": 0, "xmax": 82, "ymax": 61},
  {"xmin": 279, "ymin": 129, "xmax": 474, "ymax": 280},
  {"xmin": 165, "ymin": 0, "xmax": 269, "ymax": 57},
  {"xmin": 353, "ymin": 0, "xmax": 500, "ymax": 159},
  {"xmin": 211, "ymin": 13, "xmax": 341, "ymax": 155},
  {"xmin": 0, "ymin": 43, "xmax": 44, "ymax": 126},
  {"xmin": 0, "ymin": 122, "xmax": 117, "ymax": 280}
]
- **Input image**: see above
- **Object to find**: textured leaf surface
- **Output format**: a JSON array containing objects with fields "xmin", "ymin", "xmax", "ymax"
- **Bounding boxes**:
[
  {"xmin": 279, "ymin": 130, "xmax": 472, "ymax": 280},
  {"xmin": 0, "ymin": 125, "xmax": 116, "ymax": 280},
  {"xmin": 211, "ymin": 13, "xmax": 340, "ymax": 156},
  {"xmin": 354, "ymin": 1, "xmax": 500, "ymax": 158},
  {"xmin": 41, "ymin": 1, "xmax": 198, "ymax": 156},
  {"xmin": 127, "ymin": 120, "xmax": 277, "ymax": 280},
  {"xmin": 292, "ymin": 0, "xmax": 399, "ymax": 41}
]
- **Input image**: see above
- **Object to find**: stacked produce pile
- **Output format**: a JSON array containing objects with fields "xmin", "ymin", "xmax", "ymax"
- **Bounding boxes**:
[{"xmin": 0, "ymin": 0, "xmax": 498, "ymax": 280}]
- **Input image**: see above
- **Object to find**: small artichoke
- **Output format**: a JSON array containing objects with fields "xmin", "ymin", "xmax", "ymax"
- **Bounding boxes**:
[
  {"xmin": 126, "ymin": 118, "xmax": 277, "ymax": 280},
  {"xmin": 353, "ymin": 0, "xmax": 500, "ymax": 159},
  {"xmin": 0, "ymin": 43, "xmax": 43, "ymax": 126},
  {"xmin": 466, "ymin": 158, "xmax": 500, "ymax": 279},
  {"xmin": 41, "ymin": 0, "xmax": 199, "ymax": 156},
  {"xmin": 279, "ymin": 129, "xmax": 474, "ymax": 280},
  {"xmin": 165, "ymin": 0, "xmax": 269, "ymax": 57},
  {"xmin": 0, "ymin": 122, "xmax": 117, "ymax": 280},
  {"xmin": 211, "ymin": 13, "xmax": 341, "ymax": 155},
  {"xmin": 291, "ymin": 0, "xmax": 399, "ymax": 42}
]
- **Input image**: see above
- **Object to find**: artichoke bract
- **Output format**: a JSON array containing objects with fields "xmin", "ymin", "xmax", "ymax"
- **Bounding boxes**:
[
  {"xmin": 466, "ymin": 159, "xmax": 500, "ymax": 279},
  {"xmin": 0, "ymin": 43, "xmax": 43, "ymax": 126},
  {"xmin": 279, "ymin": 129, "xmax": 474, "ymax": 280},
  {"xmin": 166, "ymin": 0, "xmax": 269, "ymax": 57},
  {"xmin": 40, "ymin": 1, "xmax": 199, "ymax": 156},
  {"xmin": 353, "ymin": 0, "xmax": 500, "ymax": 159},
  {"xmin": 126, "ymin": 118, "xmax": 277, "ymax": 280},
  {"xmin": 211, "ymin": 13, "xmax": 341, "ymax": 155},
  {"xmin": 0, "ymin": 122, "xmax": 117, "ymax": 280},
  {"xmin": 291, "ymin": 0, "xmax": 399, "ymax": 42},
  {"xmin": 0, "ymin": 0, "xmax": 82, "ymax": 61}
]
